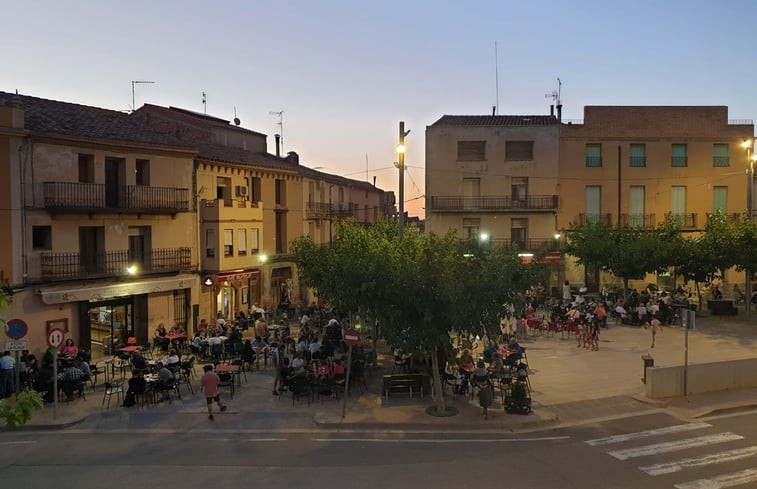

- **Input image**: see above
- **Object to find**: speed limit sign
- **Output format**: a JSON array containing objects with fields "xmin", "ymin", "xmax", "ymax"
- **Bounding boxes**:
[{"xmin": 47, "ymin": 328, "xmax": 65, "ymax": 349}]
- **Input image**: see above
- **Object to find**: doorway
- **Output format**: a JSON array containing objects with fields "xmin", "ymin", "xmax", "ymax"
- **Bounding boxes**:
[{"xmin": 86, "ymin": 300, "xmax": 133, "ymax": 360}]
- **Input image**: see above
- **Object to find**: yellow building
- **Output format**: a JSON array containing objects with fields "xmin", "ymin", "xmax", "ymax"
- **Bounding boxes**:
[
  {"xmin": 558, "ymin": 106, "xmax": 754, "ymax": 291},
  {"xmin": 425, "ymin": 114, "xmax": 562, "ymax": 289},
  {"xmin": 0, "ymin": 93, "xmax": 199, "ymax": 359}
]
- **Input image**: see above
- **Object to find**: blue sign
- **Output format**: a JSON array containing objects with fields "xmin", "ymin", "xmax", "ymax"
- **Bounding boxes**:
[{"xmin": 6, "ymin": 318, "xmax": 28, "ymax": 340}]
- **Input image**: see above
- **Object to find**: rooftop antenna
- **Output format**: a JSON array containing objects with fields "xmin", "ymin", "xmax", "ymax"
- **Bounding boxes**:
[
  {"xmin": 545, "ymin": 77, "xmax": 562, "ymax": 106},
  {"xmin": 202, "ymin": 92, "xmax": 207, "ymax": 114},
  {"xmin": 131, "ymin": 80, "xmax": 155, "ymax": 113},
  {"xmin": 233, "ymin": 106, "xmax": 240, "ymax": 126},
  {"xmin": 494, "ymin": 41, "xmax": 499, "ymax": 115},
  {"xmin": 269, "ymin": 110, "xmax": 284, "ymax": 153}
]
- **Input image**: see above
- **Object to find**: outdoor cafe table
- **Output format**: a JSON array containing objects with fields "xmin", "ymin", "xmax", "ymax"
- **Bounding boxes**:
[
  {"xmin": 167, "ymin": 333, "xmax": 187, "ymax": 342},
  {"xmin": 216, "ymin": 364, "xmax": 241, "ymax": 386},
  {"xmin": 118, "ymin": 346, "xmax": 140, "ymax": 353}
]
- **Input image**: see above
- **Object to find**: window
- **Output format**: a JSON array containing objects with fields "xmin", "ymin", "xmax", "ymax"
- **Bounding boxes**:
[
  {"xmin": 630, "ymin": 144, "xmax": 646, "ymax": 167},
  {"xmin": 585, "ymin": 186, "xmax": 601, "ymax": 223},
  {"xmin": 250, "ymin": 228, "xmax": 260, "ymax": 253},
  {"xmin": 135, "ymin": 159, "xmax": 150, "ymax": 186},
  {"xmin": 223, "ymin": 229, "xmax": 233, "ymax": 257},
  {"xmin": 585, "ymin": 144, "xmax": 602, "ymax": 167},
  {"xmin": 216, "ymin": 177, "xmax": 232, "ymax": 205},
  {"xmin": 670, "ymin": 186, "xmax": 687, "ymax": 225},
  {"xmin": 629, "ymin": 186, "xmax": 645, "ymax": 226},
  {"xmin": 462, "ymin": 178, "xmax": 480, "ymax": 209},
  {"xmin": 128, "ymin": 226, "xmax": 151, "ymax": 268},
  {"xmin": 713, "ymin": 144, "xmax": 729, "ymax": 167},
  {"xmin": 505, "ymin": 141, "xmax": 534, "ymax": 161},
  {"xmin": 462, "ymin": 218, "xmax": 480, "ymax": 238},
  {"xmin": 511, "ymin": 177, "xmax": 528, "ymax": 201},
  {"xmin": 79, "ymin": 226, "xmax": 104, "ymax": 274},
  {"xmin": 671, "ymin": 144, "xmax": 687, "ymax": 167},
  {"xmin": 511, "ymin": 218, "xmax": 528, "ymax": 248},
  {"xmin": 32, "ymin": 226, "xmax": 52, "ymax": 250},
  {"xmin": 237, "ymin": 229, "xmax": 247, "ymax": 256},
  {"xmin": 251, "ymin": 177, "xmax": 262, "ymax": 202},
  {"xmin": 205, "ymin": 229, "xmax": 216, "ymax": 257},
  {"xmin": 713, "ymin": 186, "xmax": 728, "ymax": 213},
  {"xmin": 275, "ymin": 212, "xmax": 286, "ymax": 254},
  {"xmin": 275, "ymin": 179, "xmax": 286, "ymax": 205},
  {"xmin": 78, "ymin": 154, "xmax": 94, "ymax": 183},
  {"xmin": 457, "ymin": 141, "xmax": 486, "ymax": 161}
]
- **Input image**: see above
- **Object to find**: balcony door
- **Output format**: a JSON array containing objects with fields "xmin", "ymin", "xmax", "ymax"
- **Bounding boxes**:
[
  {"xmin": 511, "ymin": 218, "xmax": 527, "ymax": 250},
  {"xmin": 629, "ymin": 186, "xmax": 645, "ymax": 226},
  {"xmin": 462, "ymin": 178, "xmax": 480, "ymax": 209},
  {"xmin": 79, "ymin": 226, "xmax": 105, "ymax": 275},
  {"xmin": 128, "ymin": 226, "xmax": 152, "ymax": 271},
  {"xmin": 105, "ymin": 157, "xmax": 125, "ymax": 208}
]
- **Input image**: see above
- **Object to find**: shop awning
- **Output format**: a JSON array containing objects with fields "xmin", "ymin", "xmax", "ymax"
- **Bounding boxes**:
[
  {"xmin": 214, "ymin": 269, "xmax": 260, "ymax": 281},
  {"xmin": 37, "ymin": 274, "xmax": 197, "ymax": 305}
]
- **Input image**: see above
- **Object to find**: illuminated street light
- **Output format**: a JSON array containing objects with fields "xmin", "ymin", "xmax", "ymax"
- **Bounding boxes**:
[
  {"xmin": 554, "ymin": 233, "xmax": 561, "ymax": 240},
  {"xmin": 396, "ymin": 144, "xmax": 406, "ymax": 154},
  {"xmin": 258, "ymin": 254, "xmax": 268, "ymax": 264},
  {"xmin": 126, "ymin": 264, "xmax": 138, "ymax": 275},
  {"xmin": 479, "ymin": 232, "xmax": 490, "ymax": 242},
  {"xmin": 744, "ymin": 138, "xmax": 755, "ymax": 320}
]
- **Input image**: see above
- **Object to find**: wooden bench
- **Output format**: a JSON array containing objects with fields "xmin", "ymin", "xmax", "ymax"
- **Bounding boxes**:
[{"xmin": 382, "ymin": 374, "xmax": 424, "ymax": 400}]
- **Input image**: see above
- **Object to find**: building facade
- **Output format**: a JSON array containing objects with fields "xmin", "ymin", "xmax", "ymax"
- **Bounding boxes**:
[{"xmin": 0, "ymin": 93, "xmax": 200, "ymax": 360}]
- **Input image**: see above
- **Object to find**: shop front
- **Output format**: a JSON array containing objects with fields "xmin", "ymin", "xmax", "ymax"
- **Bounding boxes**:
[{"xmin": 210, "ymin": 269, "xmax": 261, "ymax": 320}]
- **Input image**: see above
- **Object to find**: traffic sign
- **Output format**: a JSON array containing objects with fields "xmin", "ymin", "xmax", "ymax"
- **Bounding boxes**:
[
  {"xmin": 5, "ymin": 340, "xmax": 28, "ymax": 351},
  {"xmin": 343, "ymin": 329, "xmax": 360, "ymax": 347},
  {"xmin": 47, "ymin": 328, "xmax": 65, "ymax": 349},
  {"xmin": 5, "ymin": 318, "xmax": 28, "ymax": 340}
]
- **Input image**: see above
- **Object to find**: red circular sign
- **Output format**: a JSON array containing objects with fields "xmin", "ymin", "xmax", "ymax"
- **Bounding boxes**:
[
  {"xmin": 47, "ymin": 328, "xmax": 65, "ymax": 349},
  {"xmin": 343, "ymin": 329, "xmax": 360, "ymax": 347}
]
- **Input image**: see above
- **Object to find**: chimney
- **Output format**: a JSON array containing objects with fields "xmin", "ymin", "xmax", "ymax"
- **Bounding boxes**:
[
  {"xmin": 286, "ymin": 151, "xmax": 299, "ymax": 165},
  {"xmin": 550, "ymin": 105, "xmax": 554, "ymax": 117},
  {"xmin": 373, "ymin": 176, "xmax": 376, "ymax": 187},
  {"xmin": 492, "ymin": 106, "xmax": 496, "ymax": 116},
  {"xmin": 556, "ymin": 104, "xmax": 563, "ymax": 122},
  {"xmin": 274, "ymin": 134, "xmax": 281, "ymax": 157}
]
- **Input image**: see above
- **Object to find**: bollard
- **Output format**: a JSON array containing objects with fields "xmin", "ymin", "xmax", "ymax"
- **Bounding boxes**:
[{"xmin": 642, "ymin": 354, "xmax": 654, "ymax": 384}]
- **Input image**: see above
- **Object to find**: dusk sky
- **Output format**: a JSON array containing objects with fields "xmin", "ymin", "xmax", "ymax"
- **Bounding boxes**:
[{"xmin": 5, "ymin": 0, "xmax": 757, "ymax": 218}]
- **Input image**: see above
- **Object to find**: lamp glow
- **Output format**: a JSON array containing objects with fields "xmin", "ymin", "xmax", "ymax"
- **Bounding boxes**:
[
  {"xmin": 258, "ymin": 254, "xmax": 268, "ymax": 264},
  {"xmin": 396, "ymin": 144, "xmax": 406, "ymax": 154},
  {"xmin": 742, "ymin": 140, "xmax": 753, "ymax": 149},
  {"xmin": 126, "ymin": 265, "xmax": 138, "ymax": 275}
]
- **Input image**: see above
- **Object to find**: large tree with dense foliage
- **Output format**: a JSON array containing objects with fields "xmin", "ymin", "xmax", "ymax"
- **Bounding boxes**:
[{"xmin": 292, "ymin": 220, "xmax": 543, "ymax": 414}]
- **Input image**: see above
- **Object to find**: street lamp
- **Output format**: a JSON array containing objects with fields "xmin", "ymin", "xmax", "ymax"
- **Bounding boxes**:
[
  {"xmin": 396, "ymin": 121, "xmax": 410, "ymax": 239},
  {"xmin": 742, "ymin": 139, "xmax": 756, "ymax": 320}
]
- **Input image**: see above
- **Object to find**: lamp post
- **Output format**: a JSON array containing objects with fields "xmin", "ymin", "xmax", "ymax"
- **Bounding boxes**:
[
  {"xmin": 396, "ymin": 121, "xmax": 410, "ymax": 239},
  {"xmin": 742, "ymin": 139, "xmax": 756, "ymax": 320}
]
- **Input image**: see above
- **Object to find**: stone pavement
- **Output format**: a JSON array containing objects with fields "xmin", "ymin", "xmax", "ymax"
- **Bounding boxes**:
[{"xmin": 4, "ymin": 310, "xmax": 757, "ymax": 432}]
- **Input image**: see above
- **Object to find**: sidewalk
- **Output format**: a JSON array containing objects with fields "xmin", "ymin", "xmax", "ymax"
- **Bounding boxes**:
[{"xmin": 5, "ymin": 311, "xmax": 757, "ymax": 432}]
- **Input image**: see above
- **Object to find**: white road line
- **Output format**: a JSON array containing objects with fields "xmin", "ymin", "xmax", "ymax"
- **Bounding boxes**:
[
  {"xmin": 0, "ymin": 441, "xmax": 36, "ymax": 445},
  {"xmin": 586, "ymin": 422, "xmax": 711, "ymax": 446},
  {"xmin": 640, "ymin": 445, "xmax": 757, "ymax": 475},
  {"xmin": 245, "ymin": 438, "xmax": 288, "ymax": 442},
  {"xmin": 608, "ymin": 433, "xmax": 743, "ymax": 460},
  {"xmin": 310, "ymin": 436, "xmax": 570, "ymax": 443},
  {"xmin": 674, "ymin": 468, "xmax": 757, "ymax": 489}
]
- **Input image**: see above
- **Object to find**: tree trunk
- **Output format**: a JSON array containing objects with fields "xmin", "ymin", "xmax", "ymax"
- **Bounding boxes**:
[
  {"xmin": 696, "ymin": 282, "xmax": 702, "ymax": 312},
  {"xmin": 623, "ymin": 278, "xmax": 629, "ymax": 304},
  {"xmin": 431, "ymin": 348, "xmax": 446, "ymax": 413}
]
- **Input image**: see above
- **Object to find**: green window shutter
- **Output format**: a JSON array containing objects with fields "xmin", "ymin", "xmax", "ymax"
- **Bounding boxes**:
[
  {"xmin": 713, "ymin": 186, "xmax": 727, "ymax": 213},
  {"xmin": 671, "ymin": 186, "xmax": 686, "ymax": 216},
  {"xmin": 630, "ymin": 144, "xmax": 646, "ymax": 167},
  {"xmin": 671, "ymin": 144, "xmax": 687, "ymax": 167},
  {"xmin": 585, "ymin": 144, "xmax": 602, "ymax": 167},
  {"xmin": 713, "ymin": 144, "xmax": 729, "ymax": 167},
  {"xmin": 629, "ymin": 186, "xmax": 645, "ymax": 226},
  {"xmin": 585, "ymin": 186, "xmax": 601, "ymax": 222}
]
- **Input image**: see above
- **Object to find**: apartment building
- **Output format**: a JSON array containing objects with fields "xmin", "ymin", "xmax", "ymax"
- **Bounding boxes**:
[
  {"xmin": 425, "ymin": 114, "xmax": 562, "ymax": 288},
  {"xmin": 558, "ymin": 106, "xmax": 754, "ymax": 290},
  {"xmin": 0, "ymin": 93, "xmax": 199, "ymax": 359}
]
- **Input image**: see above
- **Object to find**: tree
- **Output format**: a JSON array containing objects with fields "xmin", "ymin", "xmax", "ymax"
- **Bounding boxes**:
[{"xmin": 292, "ymin": 220, "xmax": 542, "ymax": 415}]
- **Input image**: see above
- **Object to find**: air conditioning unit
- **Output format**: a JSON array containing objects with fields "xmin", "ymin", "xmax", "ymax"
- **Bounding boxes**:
[{"xmin": 235, "ymin": 186, "xmax": 249, "ymax": 197}]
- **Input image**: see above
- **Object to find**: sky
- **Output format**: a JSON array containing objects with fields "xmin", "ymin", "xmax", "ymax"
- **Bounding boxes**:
[{"xmin": 4, "ymin": 0, "xmax": 757, "ymax": 218}]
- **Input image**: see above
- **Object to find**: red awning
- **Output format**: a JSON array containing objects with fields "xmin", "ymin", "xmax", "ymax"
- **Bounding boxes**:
[{"xmin": 215, "ymin": 269, "xmax": 260, "ymax": 281}]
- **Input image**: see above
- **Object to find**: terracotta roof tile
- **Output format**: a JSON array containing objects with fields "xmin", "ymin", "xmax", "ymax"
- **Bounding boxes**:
[{"xmin": 431, "ymin": 115, "xmax": 559, "ymax": 126}]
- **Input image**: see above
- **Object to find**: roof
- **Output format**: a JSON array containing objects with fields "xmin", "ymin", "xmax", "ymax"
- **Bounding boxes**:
[
  {"xmin": 430, "ymin": 115, "xmax": 559, "ymax": 127},
  {"xmin": 0, "ymin": 91, "xmax": 194, "ymax": 148},
  {"xmin": 136, "ymin": 104, "xmax": 267, "ymax": 137},
  {"xmin": 296, "ymin": 165, "xmax": 382, "ymax": 192},
  {"xmin": 198, "ymin": 143, "xmax": 296, "ymax": 171}
]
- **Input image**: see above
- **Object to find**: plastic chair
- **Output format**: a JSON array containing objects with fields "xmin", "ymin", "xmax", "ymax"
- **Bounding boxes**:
[
  {"xmin": 101, "ymin": 382, "xmax": 124, "ymax": 408},
  {"xmin": 218, "ymin": 372, "xmax": 235, "ymax": 399},
  {"xmin": 127, "ymin": 337, "xmax": 137, "ymax": 345}
]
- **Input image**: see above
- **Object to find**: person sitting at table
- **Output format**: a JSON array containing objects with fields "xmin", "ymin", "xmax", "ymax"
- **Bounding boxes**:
[
  {"xmin": 155, "ymin": 323, "xmax": 169, "ymax": 351},
  {"xmin": 458, "ymin": 349, "xmax": 475, "ymax": 377},
  {"xmin": 190, "ymin": 332, "xmax": 204, "ymax": 355},
  {"xmin": 124, "ymin": 370, "xmax": 148, "ymax": 407},
  {"xmin": 155, "ymin": 362, "xmax": 174, "ymax": 401},
  {"xmin": 169, "ymin": 324, "xmax": 185, "ymax": 335},
  {"xmin": 165, "ymin": 349, "xmax": 180, "ymax": 367},
  {"xmin": 75, "ymin": 355, "xmax": 91, "ymax": 382},
  {"xmin": 208, "ymin": 334, "xmax": 224, "ymax": 361},
  {"xmin": 473, "ymin": 359, "xmax": 488, "ymax": 378},
  {"xmin": 36, "ymin": 360, "xmax": 55, "ymax": 402},
  {"xmin": 296, "ymin": 335, "xmax": 307, "ymax": 354},
  {"xmin": 61, "ymin": 338, "xmax": 78, "ymax": 358},
  {"xmin": 309, "ymin": 336, "xmax": 322, "ymax": 359},
  {"xmin": 483, "ymin": 340, "xmax": 497, "ymax": 364},
  {"xmin": 256, "ymin": 317, "xmax": 269, "ymax": 341},
  {"xmin": 507, "ymin": 337, "xmax": 524, "ymax": 361},
  {"xmin": 198, "ymin": 319, "xmax": 209, "ymax": 332},
  {"xmin": 488, "ymin": 353, "xmax": 506, "ymax": 379},
  {"xmin": 131, "ymin": 350, "xmax": 148, "ymax": 371},
  {"xmin": 60, "ymin": 361, "xmax": 85, "ymax": 401}
]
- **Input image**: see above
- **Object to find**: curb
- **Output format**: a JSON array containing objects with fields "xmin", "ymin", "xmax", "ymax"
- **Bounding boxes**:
[{"xmin": 0, "ymin": 415, "xmax": 87, "ymax": 432}]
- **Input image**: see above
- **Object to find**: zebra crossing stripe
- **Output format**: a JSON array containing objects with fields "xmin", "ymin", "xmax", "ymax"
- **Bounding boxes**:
[
  {"xmin": 639, "ymin": 445, "xmax": 757, "ymax": 476},
  {"xmin": 586, "ymin": 422, "xmax": 711, "ymax": 446},
  {"xmin": 674, "ymin": 468, "xmax": 757, "ymax": 489},
  {"xmin": 608, "ymin": 433, "xmax": 743, "ymax": 460}
]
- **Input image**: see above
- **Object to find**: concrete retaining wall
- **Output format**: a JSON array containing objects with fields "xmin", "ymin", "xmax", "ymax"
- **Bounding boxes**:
[{"xmin": 645, "ymin": 358, "xmax": 757, "ymax": 399}]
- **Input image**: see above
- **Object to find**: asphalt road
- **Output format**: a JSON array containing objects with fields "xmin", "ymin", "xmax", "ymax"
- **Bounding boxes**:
[{"xmin": 3, "ymin": 410, "xmax": 757, "ymax": 489}]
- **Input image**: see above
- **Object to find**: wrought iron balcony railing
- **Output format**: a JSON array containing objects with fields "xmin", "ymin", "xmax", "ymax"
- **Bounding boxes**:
[
  {"xmin": 429, "ymin": 195, "xmax": 558, "ymax": 212},
  {"xmin": 489, "ymin": 238, "xmax": 560, "ymax": 251},
  {"xmin": 664, "ymin": 212, "xmax": 698, "ymax": 229},
  {"xmin": 574, "ymin": 213, "xmax": 613, "ymax": 226},
  {"xmin": 306, "ymin": 201, "xmax": 355, "ymax": 219},
  {"xmin": 44, "ymin": 182, "xmax": 190, "ymax": 214},
  {"xmin": 620, "ymin": 213, "xmax": 656, "ymax": 228},
  {"xmin": 40, "ymin": 247, "xmax": 192, "ymax": 280}
]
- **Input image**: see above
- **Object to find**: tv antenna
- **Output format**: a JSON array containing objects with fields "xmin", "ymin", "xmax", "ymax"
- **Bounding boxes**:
[
  {"xmin": 269, "ymin": 110, "xmax": 284, "ymax": 153},
  {"xmin": 202, "ymin": 92, "xmax": 207, "ymax": 114},
  {"xmin": 494, "ymin": 41, "xmax": 499, "ymax": 115},
  {"xmin": 233, "ymin": 107, "xmax": 240, "ymax": 126},
  {"xmin": 131, "ymin": 80, "xmax": 155, "ymax": 113},
  {"xmin": 545, "ymin": 77, "xmax": 562, "ymax": 106}
]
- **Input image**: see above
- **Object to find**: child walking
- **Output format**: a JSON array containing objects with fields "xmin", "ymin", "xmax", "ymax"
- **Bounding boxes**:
[
  {"xmin": 650, "ymin": 316, "xmax": 662, "ymax": 348},
  {"xmin": 201, "ymin": 364, "xmax": 228, "ymax": 420}
]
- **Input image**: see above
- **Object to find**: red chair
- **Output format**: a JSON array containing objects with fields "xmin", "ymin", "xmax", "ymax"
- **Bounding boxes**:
[{"xmin": 127, "ymin": 337, "xmax": 137, "ymax": 345}]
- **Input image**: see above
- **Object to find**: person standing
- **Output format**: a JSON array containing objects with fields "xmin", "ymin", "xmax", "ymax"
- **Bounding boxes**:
[
  {"xmin": 200, "ymin": 365, "xmax": 227, "ymax": 420},
  {"xmin": 272, "ymin": 343, "xmax": 286, "ymax": 395},
  {"xmin": 650, "ymin": 315, "xmax": 662, "ymax": 348},
  {"xmin": 562, "ymin": 280, "xmax": 572, "ymax": 302},
  {"xmin": 0, "ymin": 351, "xmax": 15, "ymax": 398}
]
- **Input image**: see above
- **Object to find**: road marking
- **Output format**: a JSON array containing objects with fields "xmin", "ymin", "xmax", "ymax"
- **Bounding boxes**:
[
  {"xmin": 674, "ymin": 468, "xmax": 757, "ymax": 489},
  {"xmin": 245, "ymin": 438, "xmax": 288, "ymax": 442},
  {"xmin": 586, "ymin": 422, "xmax": 711, "ymax": 446},
  {"xmin": 310, "ymin": 436, "xmax": 570, "ymax": 443},
  {"xmin": 639, "ymin": 445, "xmax": 757, "ymax": 475},
  {"xmin": 608, "ymin": 433, "xmax": 743, "ymax": 460},
  {"xmin": 0, "ymin": 441, "xmax": 36, "ymax": 445}
]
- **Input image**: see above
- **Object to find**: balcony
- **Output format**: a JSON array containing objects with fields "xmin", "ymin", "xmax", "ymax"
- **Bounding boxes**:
[
  {"xmin": 306, "ymin": 201, "xmax": 355, "ymax": 219},
  {"xmin": 665, "ymin": 212, "xmax": 698, "ymax": 229},
  {"xmin": 429, "ymin": 195, "xmax": 558, "ymax": 212},
  {"xmin": 574, "ymin": 213, "xmax": 613, "ymax": 226},
  {"xmin": 40, "ymin": 247, "xmax": 192, "ymax": 280},
  {"xmin": 200, "ymin": 198, "xmax": 262, "ymax": 222},
  {"xmin": 489, "ymin": 238, "xmax": 560, "ymax": 252},
  {"xmin": 712, "ymin": 156, "xmax": 730, "ymax": 167},
  {"xmin": 44, "ymin": 182, "xmax": 190, "ymax": 214},
  {"xmin": 620, "ymin": 213, "xmax": 656, "ymax": 228},
  {"xmin": 671, "ymin": 156, "xmax": 688, "ymax": 167}
]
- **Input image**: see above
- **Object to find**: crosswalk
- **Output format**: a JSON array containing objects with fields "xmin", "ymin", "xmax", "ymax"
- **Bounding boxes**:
[{"xmin": 584, "ymin": 421, "xmax": 757, "ymax": 489}]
